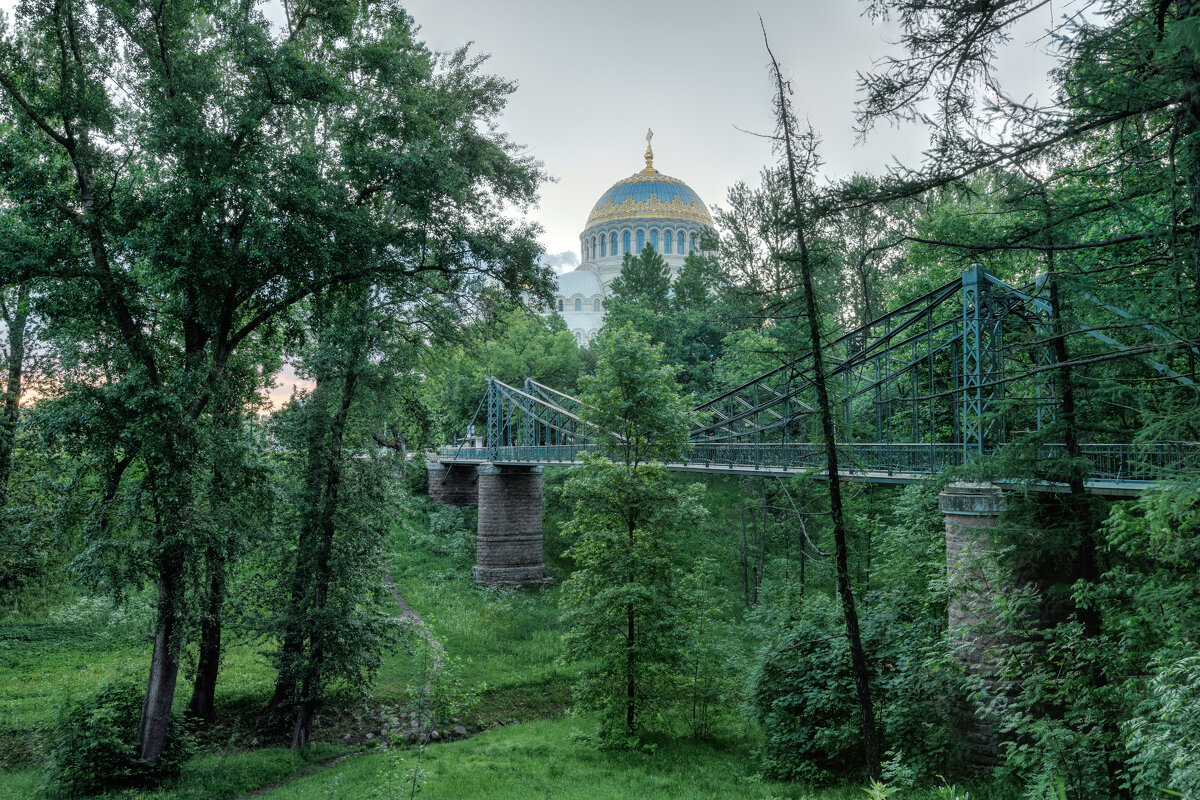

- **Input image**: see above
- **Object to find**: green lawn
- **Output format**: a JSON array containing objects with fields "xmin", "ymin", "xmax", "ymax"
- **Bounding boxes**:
[
  {"xmin": 252, "ymin": 717, "xmax": 862, "ymax": 800},
  {"xmin": 379, "ymin": 497, "xmax": 576, "ymax": 698}
]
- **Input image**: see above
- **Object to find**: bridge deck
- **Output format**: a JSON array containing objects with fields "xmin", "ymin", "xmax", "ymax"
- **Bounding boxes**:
[{"xmin": 434, "ymin": 449, "xmax": 1160, "ymax": 498}]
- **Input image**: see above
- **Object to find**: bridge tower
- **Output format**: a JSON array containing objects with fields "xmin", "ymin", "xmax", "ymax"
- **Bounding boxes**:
[{"xmin": 426, "ymin": 462, "xmax": 478, "ymax": 507}]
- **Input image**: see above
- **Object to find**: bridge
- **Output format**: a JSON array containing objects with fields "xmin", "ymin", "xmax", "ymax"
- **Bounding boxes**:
[{"xmin": 426, "ymin": 266, "xmax": 1199, "ymax": 585}]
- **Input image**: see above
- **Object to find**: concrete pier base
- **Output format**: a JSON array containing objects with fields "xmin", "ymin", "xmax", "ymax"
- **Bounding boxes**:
[
  {"xmin": 473, "ymin": 464, "xmax": 549, "ymax": 587},
  {"xmin": 427, "ymin": 461, "xmax": 478, "ymax": 508},
  {"xmin": 939, "ymin": 481, "xmax": 1008, "ymax": 771}
]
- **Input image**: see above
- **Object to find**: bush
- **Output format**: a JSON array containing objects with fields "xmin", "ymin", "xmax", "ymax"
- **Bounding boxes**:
[
  {"xmin": 411, "ymin": 504, "xmax": 475, "ymax": 565},
  {"xmin": 45, "ymin": 676, "xmax": 192, "ymax": 797},
  {"xmin": 746, "ymin": 596, "xmax": 862, "ymax": 784},
  {"xmin": 404, "ymin": 453, "xmax": 429, "ymax": 495}
]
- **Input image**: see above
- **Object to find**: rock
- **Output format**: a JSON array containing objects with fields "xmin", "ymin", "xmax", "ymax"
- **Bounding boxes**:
[
  {"xmin": 429, "ymin": 729, "xmax": 440, "ymax": 740},
  {"xmin": 453, "ymin": 725, "xmax": 468, "ymax": 737}
]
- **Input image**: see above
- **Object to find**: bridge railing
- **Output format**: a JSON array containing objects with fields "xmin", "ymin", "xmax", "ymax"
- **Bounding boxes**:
[{"xmin": 437, "ymin": 441, "xmax": 1199, "ymax": 482}]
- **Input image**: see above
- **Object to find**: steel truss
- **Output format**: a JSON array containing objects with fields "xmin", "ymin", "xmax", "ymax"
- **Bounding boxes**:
[{"xmin": 447, "ymin": 267, "xmax": 1198, "ymax": 486}]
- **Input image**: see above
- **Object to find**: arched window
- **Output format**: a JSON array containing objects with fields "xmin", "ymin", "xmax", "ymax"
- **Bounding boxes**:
[
  {"xmin": 623, "ymin": 231, "xmax": 631, "ymax": 254},
  {"xmin": 591, "ymin": 236, "xmax": 597, "ymax": 260},
  {"xmin": 664, "ymin": 229, "xmax": 673, "ymax": 254},
  {"xmin": 678, "ymin": 231, "xmax": 685, "ymax": 254},
  {"xmin": 558, "ymin": 298, "xmax": 563, "ymax": 312},
  {"xmin": 593, "ymin": 298, "xmax": 601, "ymax": 312},
  {"xmin": 600, "ymin": 235, "xmax": 606, "ymax": 257},
  {"xmin": 636, "ymin": 230, "xmax": 645, "ymax": 252},
  {"xmin": 575, "ymin": 298, "xmax": 582, "ymax": 312},
  {"xmin": 649, "ymin": 229, "xmax": 659, "ymax": 251},
  {"xmin": 610, "ymin": 233, "xmax": 617, "ymax": 255},
  {"xmin": 690, "ymin": 233, "xmax": 696, "ymax": 253}
]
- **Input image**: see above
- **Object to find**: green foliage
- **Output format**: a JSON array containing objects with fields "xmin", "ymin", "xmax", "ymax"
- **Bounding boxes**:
[
  {"xmin": 674, "ymin": 557, "xmax": 745, "ymax": 739},
  {"xmin": 559, "ymin": 326, "xmax": 707, "ymax": 745},
  {"xmin": 44, "ymin": 676, "xmax": 193, "ymax": 797},
  {"xmin": 1125, "ymin": 649, "xmax": 1200, "ymax": 799},
  {"xmin": 748, "ymin": 486, "xmax": 954, "ymax": 787},
  {"xmin": 608, "ymin": 246, "xmax": 671, "ymax": 314},
  {"xmin": 427, "ymin": 306, "xmax": 582, "ymax": 439},
  {"xmin": 578, "ymin": 324, "xmax": 690, "ymax": 466},
  {"xmin": 747, "ymin": 595, "xmax": 862, "ymax": 784}
]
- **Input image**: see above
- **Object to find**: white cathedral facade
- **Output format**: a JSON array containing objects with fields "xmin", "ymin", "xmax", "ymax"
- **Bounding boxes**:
[{"xmin": 552, "ymin": 132, "xmax": 716, "ymax": 344}]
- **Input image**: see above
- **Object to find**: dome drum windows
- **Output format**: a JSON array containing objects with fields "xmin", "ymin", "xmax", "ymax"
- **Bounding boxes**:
[
  {"xmin": 678, "ymin": 230, "xmax": 685, "ymax": 254},
  {"xmin": 558, "ymin": 298, "xmax": 564, "ymax": 312},
  {"xmin": 593, "ymin": 298, "xmax": 601, "ymax": 312},
  {"xmin": 664, "ymin": 228, "xmax": 673, "ymax": 254},
  {"xmin": 649, "ymin": 229, "xmax": 659, "ymax": 252},
  {"xmin": 600, "ymin": 236, "xmax": 606, "ymax": 257},
  {"xmin": 610, "ymin": 233, "xmax": 617, "ymax": 256},
  {"xmin": 575, "ymin": 297, "xmax": 582, "ymax": 312},
  {"xmin": 623, "ymin": 231, "xmax": 631, "ymax": 254},
  {"xmin": 636, "ymin": 230, "xmax": 645, "ymax": 252}
]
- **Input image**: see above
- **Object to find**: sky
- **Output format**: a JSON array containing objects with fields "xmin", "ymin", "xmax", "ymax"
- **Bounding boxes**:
[
  {"xmin": 0, "ymin": 0, "xmax": 1066, "ymax": 269},
  {"xmin": 398, "ymin": 0, "xmax": 1065, "ymax": 272}
]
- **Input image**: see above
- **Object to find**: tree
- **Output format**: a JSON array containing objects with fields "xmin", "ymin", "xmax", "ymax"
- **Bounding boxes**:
[
  {"xmin": 0, "ymin": 0, "xmax": 548, "ymax": 762},
  {"xmin": 558, "ymin": 324, "xmax": 706, "ymax": 745},
  {"xmin": 763, "ymin": 27, "xmax": 882, "ymax": 779}
]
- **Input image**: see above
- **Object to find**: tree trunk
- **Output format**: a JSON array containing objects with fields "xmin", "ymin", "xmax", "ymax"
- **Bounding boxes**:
[
  {"xmin": 138, "ymin": 549, "xmax": 184, "ymax": 762},
  {"xmin": 740, "ymin": 480, "xmax": 750, "ymax": 605},
  {"xmin": 765, "ymin": 30, "xmax": 881, "ymax": 779},
  {"xmin": 0, "ymin": 284, "xmax": 29, "ymax": 509},
  {"xmin": 626, "ymin": 603, "xmax": 636, "ymax": 736},
  {"xmin": 1180, "ymin": 0, "xmax": 1200, "ymax": 337},
  {"xmin": 292, "ymin": 301, "xmax": 366, "ymax": 747},
  {"xmin": 188, "ymin": 545, "xmax": 225, "ymax": 722}
]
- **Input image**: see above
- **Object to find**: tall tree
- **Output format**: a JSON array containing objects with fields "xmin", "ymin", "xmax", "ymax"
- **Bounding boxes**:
[
  {"xmin": 0, "ymin": 0, "xmax": 548, "ymax": 762},
  {"xmin": 763, "ymin": 28, "xmax": 882, "ymax": 779},
  {"xmin": 558, "ymin": 324, "xmax": 705, "ymax": 745}
]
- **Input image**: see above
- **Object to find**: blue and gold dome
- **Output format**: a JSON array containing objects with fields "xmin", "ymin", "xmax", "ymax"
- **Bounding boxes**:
[{"xmin": 584, "ymin": 143, "xmax": 714, "ymax": 229}]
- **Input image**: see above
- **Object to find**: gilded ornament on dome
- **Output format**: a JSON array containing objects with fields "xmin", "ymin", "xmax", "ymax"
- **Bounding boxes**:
[{"xmin": 584, "ymin": 192, "xmax": 715, "ymax": 228}]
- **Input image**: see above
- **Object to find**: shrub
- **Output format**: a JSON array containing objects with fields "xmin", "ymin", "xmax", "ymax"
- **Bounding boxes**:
[
  {"xmin": 45, "ymin": 676, "xmax": 192, "ymax": 797},
  {"xmin": 404, "ymin": 453, "xmax": 429, "ymax": 495},
  {"xmin": 746, "ymin": 596, "xmax": 862, "ymax": 784}
]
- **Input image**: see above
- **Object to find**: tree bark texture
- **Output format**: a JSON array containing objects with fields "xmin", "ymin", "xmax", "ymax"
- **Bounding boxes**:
[
  {"xmin": 188, "ymin": 545, "xmax": 226, "ymax": 722},
  {"xmin": 0, "ymin": 284, "xmax": 29, "ymax": 509}
]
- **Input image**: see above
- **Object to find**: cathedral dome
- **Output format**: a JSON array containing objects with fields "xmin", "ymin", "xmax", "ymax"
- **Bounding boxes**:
[{"xmin": 584, "ymin": 146, "xmax": 714, "ymax": 230}]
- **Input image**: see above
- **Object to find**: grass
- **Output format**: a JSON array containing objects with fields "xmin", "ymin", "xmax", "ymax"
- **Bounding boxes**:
[
  {"xmin": 0, "ymin": 483, "xmax": 1007, "ymax": 800},
  {"xmin": 380, "ymin": 496, "xmax": 577, "ymax": 698},
  {"xmin": 0, "ymin": 744, "xmax": 348, "ymax": 800},
  {"xmin": 251, "ymin": 717, "xmax": 859, "ymax": 800}
]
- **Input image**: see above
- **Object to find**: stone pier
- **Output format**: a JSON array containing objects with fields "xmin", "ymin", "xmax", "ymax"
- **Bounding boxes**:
[
  {"xmin": 473, "ymin": 464, "xmax": 549, "ymax": 587},
  {"xmin": 426, "ymin": 461, "xmax": 478, "ymax": 507},
  {"xmin": 939, "ymin": 482, "xmax": 1008, "ymax": 771}
]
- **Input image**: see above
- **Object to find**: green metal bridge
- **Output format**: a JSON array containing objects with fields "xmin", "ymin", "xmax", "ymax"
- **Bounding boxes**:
[{"xmin": 438, "ymin": 267, "xmax": 1199, "ymax": 496}]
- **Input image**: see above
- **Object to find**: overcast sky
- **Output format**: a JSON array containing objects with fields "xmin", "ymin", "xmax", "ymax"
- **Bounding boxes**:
[{"xmin": 399, "ymin": 0, "xmax": 1065, "ymax": 272}]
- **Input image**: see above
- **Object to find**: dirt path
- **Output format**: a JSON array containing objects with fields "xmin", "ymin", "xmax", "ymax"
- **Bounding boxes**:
[{"xmin": 384, "ymin": 566, "xmax": 426, "ymax": 625}]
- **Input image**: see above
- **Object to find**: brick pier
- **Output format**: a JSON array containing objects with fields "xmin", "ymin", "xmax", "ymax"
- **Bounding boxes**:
[
  {"xmin": 426, "ymin": 461, "xmax": 478, "ymax": 507},
  {"xmin": 939, "ymin": 481, "xmax": 1008, "ymax": 770},
  {"xmin": 472, "ymin": 464, "xmax": 549, "ymax": 587}
]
